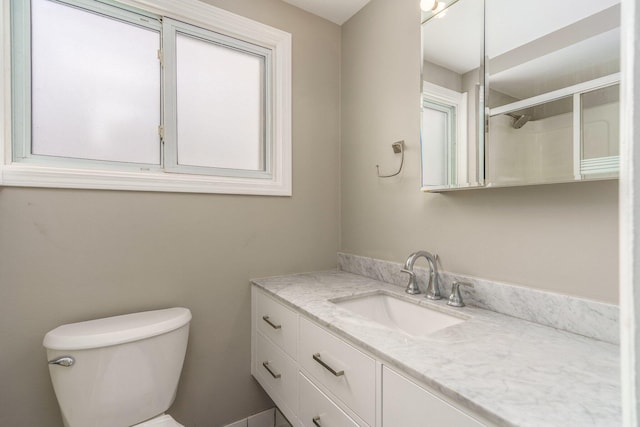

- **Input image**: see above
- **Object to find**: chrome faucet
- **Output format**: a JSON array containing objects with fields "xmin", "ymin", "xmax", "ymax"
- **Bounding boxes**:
[{"xmin": 400, "ymin": 251, "xmax": 441, "ymax": 300}]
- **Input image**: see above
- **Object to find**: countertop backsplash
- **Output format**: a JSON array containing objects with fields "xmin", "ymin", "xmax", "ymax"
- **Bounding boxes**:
[{"xmin": 337, "ymin": 252, "xmax": 619, "ymax": 344}]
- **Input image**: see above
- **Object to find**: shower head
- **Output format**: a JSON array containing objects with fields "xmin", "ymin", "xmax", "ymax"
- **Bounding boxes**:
[{"xmin": 507, "ymin": 113, "xmax": 531, "ymax": 129}]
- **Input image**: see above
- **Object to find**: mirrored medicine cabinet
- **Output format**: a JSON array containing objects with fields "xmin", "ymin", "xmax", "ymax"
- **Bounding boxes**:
[{"xmin": 420, "ymin": 0, "xmax": 621, "ymax": 192}]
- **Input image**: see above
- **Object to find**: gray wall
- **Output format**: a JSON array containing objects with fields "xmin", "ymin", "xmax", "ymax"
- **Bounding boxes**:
[
  {"xmin": 0, "ymin": 1, "xmax": 341, "ymax": 426},
  {"xmin": 341, "ymin": 0, "xmax": 619, "ymax": 303}
]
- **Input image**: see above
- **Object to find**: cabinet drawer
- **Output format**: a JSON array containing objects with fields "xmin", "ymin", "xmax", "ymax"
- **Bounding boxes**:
[
  {"xmin": 382, "ymin": 367, "xmax": 486, "ymax": 427},
  {"xmin": 299, "ymin": 372, "xmax": 359, "ymax": 427},
  {"xmin": 255, "ymin": 332, "xmax": 298, "ymax": 415},
  {"xmin": 299, "ymin": 317, "xmax": 375, "ymax": 426},
  {"xmin": 255, "ymin": 288, "xmax": 298, "ymax": 359}
]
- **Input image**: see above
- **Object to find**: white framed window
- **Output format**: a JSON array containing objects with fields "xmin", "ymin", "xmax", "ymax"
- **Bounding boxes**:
[
  {"xmin": 1, "ymin": 0, "xmax": 292, "ymax": 195},
  {"xmin": 421, "ymin": 81, "xmax": 468, "ymax": 188}
]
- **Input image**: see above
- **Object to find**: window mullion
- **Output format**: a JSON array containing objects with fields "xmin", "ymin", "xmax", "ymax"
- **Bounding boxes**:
[{"xmin": 161, "ymin": 17, "xmax": 178, "ymax": 173}]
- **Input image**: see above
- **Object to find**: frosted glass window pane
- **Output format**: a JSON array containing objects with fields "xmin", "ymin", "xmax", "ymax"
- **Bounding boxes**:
[
  {"xmin": 31, "ymin": 0, "xmax": 161, "ymax": 164},
  {"xmin": 176, "ymin": 33, "xmax": 264, "ymax": 171}
]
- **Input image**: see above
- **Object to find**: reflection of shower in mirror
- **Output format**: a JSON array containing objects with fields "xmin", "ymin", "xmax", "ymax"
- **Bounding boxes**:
[{"xmin": 506, "ymin": 113, "xmax": 531, "ymax": 129}]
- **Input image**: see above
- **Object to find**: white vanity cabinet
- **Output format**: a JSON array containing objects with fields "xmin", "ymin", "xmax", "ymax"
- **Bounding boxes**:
[{"xmin": 251, "ymin": 286, "xmax": 492, "ymax": 427}]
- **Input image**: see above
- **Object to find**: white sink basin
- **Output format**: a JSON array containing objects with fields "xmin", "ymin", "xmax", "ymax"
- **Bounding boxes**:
[{"xmin": 333, "ymin": 293, "xmax": 465, "ymax": 337}]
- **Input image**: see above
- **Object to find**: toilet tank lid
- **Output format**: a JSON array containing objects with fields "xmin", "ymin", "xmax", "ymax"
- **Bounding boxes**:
[{"xmin": 43, "ymin": 307, "xmax": 192, "ymax": 350}]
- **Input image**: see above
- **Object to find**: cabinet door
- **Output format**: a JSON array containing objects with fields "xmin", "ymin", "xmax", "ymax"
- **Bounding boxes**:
[
  {"xmin": 382, "ymin": 367, "xmax": 485, "ymax": 427},
  {"xmin": 299, "ymin": 372, "xmax": 359, "ymax": 427}
]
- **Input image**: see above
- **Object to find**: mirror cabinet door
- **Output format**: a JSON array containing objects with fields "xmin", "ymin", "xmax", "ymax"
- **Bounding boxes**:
[
  {"xmin": 485, "ymin": 0, "xmax": 621, "ymax": 187},
  {"xmin": 421, "ymin": 0, "xmax": 485, "ymax": 191}
]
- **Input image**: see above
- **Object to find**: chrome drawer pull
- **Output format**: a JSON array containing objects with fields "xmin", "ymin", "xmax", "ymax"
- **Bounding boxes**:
[
  {"xmin": 312, "ymin": 353, "xmax": 344, "ymax": 377},
  {"xmin": 312, "ymin": 416, "xmax": 322, "ymax": 427},
  {"xmin": 262, "ymin": 315, "xmax": 282, "ymax": 330},
  {"xmin": 262, "ymin": 361, "xmax": 281, "ymax": 379}
]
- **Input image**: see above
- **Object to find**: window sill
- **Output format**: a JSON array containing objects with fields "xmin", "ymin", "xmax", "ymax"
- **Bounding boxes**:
[{"xmin": 0, "ymin": 163, "xmax": 292, "ymax": 196}]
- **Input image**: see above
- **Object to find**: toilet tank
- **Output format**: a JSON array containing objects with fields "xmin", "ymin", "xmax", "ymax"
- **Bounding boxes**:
[{"xmin": 43, "ymin": 308, "xmax": 192, "ymax": 427}]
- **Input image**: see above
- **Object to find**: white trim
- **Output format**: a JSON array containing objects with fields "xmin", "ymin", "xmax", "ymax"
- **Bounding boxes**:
[
  {"xmin": 0, "ymin": 163, "xmax": 292, "ymax": 195},
  {"xmin": 422, "ymin": 81, "xmax": 463, "ymax": 103},
  {"xmin": 573, "ymin": 93, "xmax": 582, "ymax": 180},
  {"xmin": 457, "ymin": 92, "xmax": 468, "ymax": 185},
  {"xmin": 0, "ymin": 0, "xmax": 292, "ymax": 196},
  {"xmin": 120, "ymin": 0, "xmax": 289, "ymax": 49},
  {"xmin": 620, "ymin": 0, "xmax": 640, "ymax": 424},
  {"xmin": 490, "ymin": 73, "xmax": 620, "ymax": 117},
  {"xmin": 0, "ymin": 0, "xmax": 8, "ymax": 186}
]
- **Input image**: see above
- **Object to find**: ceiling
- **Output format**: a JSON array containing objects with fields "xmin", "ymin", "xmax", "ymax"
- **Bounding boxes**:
[{"xmin": 281, "ymin": 0, "xmax": 370, "ymax": 25}]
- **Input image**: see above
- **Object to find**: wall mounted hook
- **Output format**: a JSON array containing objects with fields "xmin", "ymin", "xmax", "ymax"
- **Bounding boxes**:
[{"xmin": 376, "ymin": 140, "xmax": 405, "ymax": 178}]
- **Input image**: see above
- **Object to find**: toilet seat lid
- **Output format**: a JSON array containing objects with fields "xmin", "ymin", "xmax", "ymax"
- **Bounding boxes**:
[{"xmin": 134, "ymin": 414, "xmax": 183, "ymax": 427}]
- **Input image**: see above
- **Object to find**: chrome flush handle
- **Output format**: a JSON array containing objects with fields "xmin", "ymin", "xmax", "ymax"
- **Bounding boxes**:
[{"xmin": 48, "ymin": 356, "xmax": 75, "ymax": 367}]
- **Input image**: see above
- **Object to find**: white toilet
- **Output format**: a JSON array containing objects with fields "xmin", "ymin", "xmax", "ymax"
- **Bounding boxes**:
[{"xmin": 43, "ymin": 307, "xmax": 192, "ymax": 427}]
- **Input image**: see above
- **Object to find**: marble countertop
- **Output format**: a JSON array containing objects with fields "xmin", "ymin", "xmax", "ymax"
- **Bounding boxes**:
[{"xmin": 251, "ymin": 270, "xmax": 620, "ymax": 427}]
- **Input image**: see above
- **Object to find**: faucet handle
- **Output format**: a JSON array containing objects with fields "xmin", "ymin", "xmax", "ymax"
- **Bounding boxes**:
[
  {"xmin": 400, "ymin": 268, "xmax": 421, "ymax": 295},
  {"xmin": 447, "ymin": 281, "xmax": 473, "ymax": 307}
]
